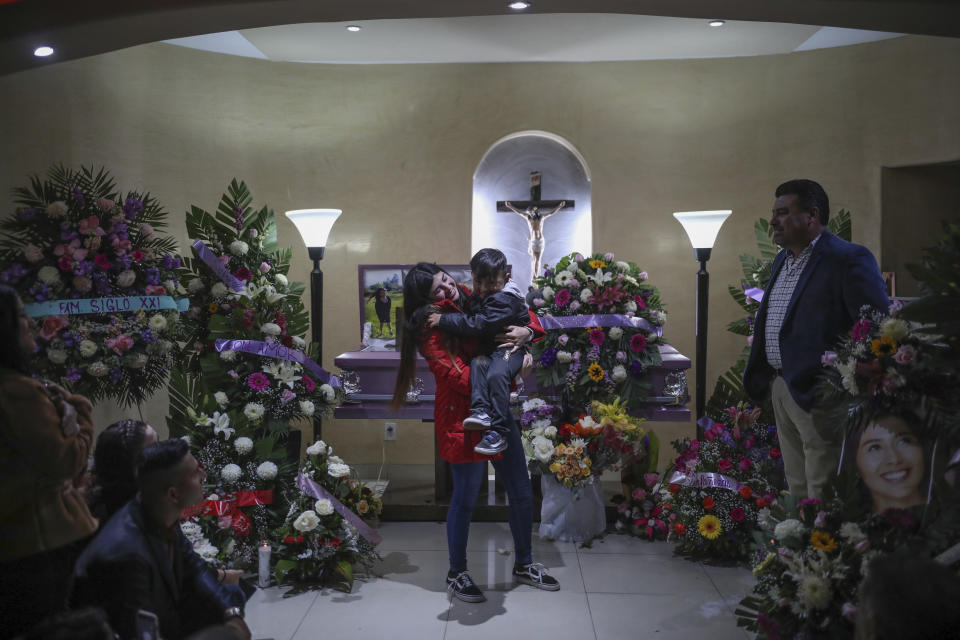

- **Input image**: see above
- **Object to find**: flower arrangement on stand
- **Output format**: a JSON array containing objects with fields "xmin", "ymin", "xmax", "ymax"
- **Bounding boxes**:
[
  {"xmin": 665, "ymin": 405, "xmax": 784, "ymax": 559},
  {"xmin": 0, "ymin": 165, "xmax": 186, "ymax": 405},
  {"xmin": 529, "ymin": 251, "xmax": 667, "ymax": 416},
  {"xmin": 273, "ymin": 439, "xmax": 381, "ymax": 593},
  {"xmin": 611, "ymin": 471, "xmax": 671, "ymax": 541}
]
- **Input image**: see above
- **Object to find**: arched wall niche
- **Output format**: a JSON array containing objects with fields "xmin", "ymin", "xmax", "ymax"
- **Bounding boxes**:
[{"xmin": 472, "ymin": 130, "xmax": 592, "ymax": 289}]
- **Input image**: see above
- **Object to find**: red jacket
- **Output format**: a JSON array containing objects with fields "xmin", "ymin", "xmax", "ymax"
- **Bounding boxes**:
[{"xmin": 421, "ymin": 289, "xmax": 544, "ymax": 464}]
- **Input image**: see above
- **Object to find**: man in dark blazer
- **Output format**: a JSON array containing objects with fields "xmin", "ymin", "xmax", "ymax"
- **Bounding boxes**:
[
  {"xmin": 74, "ymin": 439, "xmax": 250, "ymax": 640},
  {"xmin": 743, "ymin": 179, "xmax": 889, "ymax": 498}
]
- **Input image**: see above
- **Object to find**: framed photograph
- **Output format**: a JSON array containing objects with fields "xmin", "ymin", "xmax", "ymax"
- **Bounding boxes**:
[{"xmin": 357, "ymin": 264, "xmax": 472, "ymax": 347}]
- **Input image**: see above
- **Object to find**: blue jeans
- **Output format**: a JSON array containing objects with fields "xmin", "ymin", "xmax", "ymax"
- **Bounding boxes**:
[{"xmin": 447, "ymin": 415, "xmax": 532, "ymax": 572}]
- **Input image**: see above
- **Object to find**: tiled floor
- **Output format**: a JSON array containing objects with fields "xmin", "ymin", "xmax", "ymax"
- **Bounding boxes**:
[{"xmin": 245, "ymin": 522, "xmax": 755, "ymax": 640}]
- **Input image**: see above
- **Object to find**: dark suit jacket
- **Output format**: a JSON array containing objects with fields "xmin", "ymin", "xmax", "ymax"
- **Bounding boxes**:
[
  {"xmin": 73, "ymin": 498, "xmax": 241, "ymax": 640},
  {"xmin": 743, "ymin": 231, "xmax": 889, "ymax": 412}
]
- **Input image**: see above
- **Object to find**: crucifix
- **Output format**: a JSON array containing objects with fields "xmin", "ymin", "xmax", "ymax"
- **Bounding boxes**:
[{"xmin": 496, "ymin": 171, "xmax": 575, "ymax": 280}]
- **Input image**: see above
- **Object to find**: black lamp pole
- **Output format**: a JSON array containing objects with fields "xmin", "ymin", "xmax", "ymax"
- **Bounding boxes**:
[
  {"xmin": 694, "ymin": 247, "xmax": 711, "ymax": 437},
  {"xmin": 309, "ymin": 246, "xmax": 325, "ymax": 441}
]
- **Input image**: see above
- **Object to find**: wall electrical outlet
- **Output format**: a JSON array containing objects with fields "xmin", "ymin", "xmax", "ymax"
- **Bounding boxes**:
[{"xmin": 384, "ymin": 422, "xmax": 397, "ymax": 441}]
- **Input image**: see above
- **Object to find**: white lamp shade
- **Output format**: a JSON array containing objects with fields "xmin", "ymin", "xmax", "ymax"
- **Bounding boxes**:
[
  {"xmin": 285, "ymin": 209, "xmax": 342, "ymax": 249},
  {"xmin": 672, "ymin": 210, "xmax": 732, "ymax": 249}
]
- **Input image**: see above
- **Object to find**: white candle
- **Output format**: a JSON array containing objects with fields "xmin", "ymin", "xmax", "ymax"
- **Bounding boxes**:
[{"xmin": 258, "ymin": 541, "xmax": 271, "ymax": 588}]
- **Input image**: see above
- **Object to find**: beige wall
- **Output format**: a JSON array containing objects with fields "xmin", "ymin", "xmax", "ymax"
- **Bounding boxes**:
[{"xmin": 1, "ymin": 35, "xmax": 958, "ymax": 467}]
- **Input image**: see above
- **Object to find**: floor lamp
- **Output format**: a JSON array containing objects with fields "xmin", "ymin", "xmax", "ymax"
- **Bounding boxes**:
[
  {"xmin": 672, "ymin": 210, "xmax": 732, "ymax": 437},
  {"xmin": 286, "ymin": 208, "xmax": 342, "ymax": 441}
]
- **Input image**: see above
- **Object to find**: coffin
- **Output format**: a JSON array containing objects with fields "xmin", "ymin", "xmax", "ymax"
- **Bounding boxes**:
[{"xmin": 333, "ymin": 344, "xmax": 690, "ymax": 422}]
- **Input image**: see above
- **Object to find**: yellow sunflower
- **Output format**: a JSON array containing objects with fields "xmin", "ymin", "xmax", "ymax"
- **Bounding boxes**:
[
  {"xmin": 870, "ymin": 335, "xmax": 897, "ymax": 357},
  {"xmin": 697, "ymin": 514, "xmax": 722, "ymax": 540},
  {"xmin": 588, "ymin": 362, "xmax": 605, "ymax": 382},
  {"xmin": 809, "ymin": 530, "xmax": 837, "ymax": 552},
  {"xmin": 588, "ymin": 259, "xmax": 607, "ymax": 269}
]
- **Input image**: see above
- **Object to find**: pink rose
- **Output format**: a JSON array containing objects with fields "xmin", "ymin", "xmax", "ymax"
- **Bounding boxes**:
[
  {"xmin": 139, "ymin": 223, "xmax": 155, "ymax": 239},
  {"xmin": 111, "ymin": 236, "xmax": 131, "ymax": 254},
  {"xmin": 106, "ymin": 334, "xmax": 134, "ymax": 355},
  {"xmin": 280, "ymin": 389, "xmax": 297, "ymax": 404},
  {"xmin": 40, "ymin": 315, "xmax": 69, "ymax": 340},
  {"xmin": 259, "ymin": 262, "xmax": 271, "ymax": 273},
  {"xmin": 717, "ymin": 458, "xmax": 732, "ymax": 472},
  {"xmin": 893, "ymin": 344, "xmax": 915, "ymax": 364},
  {"xmin": 568, "ymin": 301, "xmax": 580, "ymax": 312},
  {"xmin": 558, "ymin": 334, "xmax": 569, "ymax": 346},
  {"xmin": 533, "ymin": 298, "xmax": 545, "ymax": 307},
  {"xmin": 72, "ymin": 275, "xmax": 92, "ymax": 293},
  {"xmin": 219, "ymin": 255, "xmax": 231, "ymax": 265},
  {"xmin": 96, "ymin": 197, "xmax": 115, "ymax": 212},
  {"xmin": 604, "ymin": 252, "xmax": 615, "ymax": 262},
  {"xmin": 638, "ymin": 272, "xmax": 648, "ymax": 281},
  {"xmin": 888, "ymin": 299, "xmax": 903, "ymax": 315},
  {"xmin": 738, "ymin": 457, "xmax": 753, "ymax": 471},
  {"xmin": 145, "ymin": 285, "xmax": 167, "ymax": 296},
  {"xmin": 23, "ymin": 245, "xmax": 44, "ymax": 262},
  {"xmin": 248, "ymin": 228, "xmax": 258, "ymax": 238},
  {"xmin": 573, "ymin": 253, "xmax": 584, "ymax": 262},
  {"xmin": 643, "ymin": 472, "xmax": 659, "ymax": 488}
]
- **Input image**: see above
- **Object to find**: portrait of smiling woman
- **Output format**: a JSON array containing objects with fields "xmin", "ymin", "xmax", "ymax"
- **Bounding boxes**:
[{"xmin": 852, "ymin": 414, "xmax": 928, "ymax": 514}]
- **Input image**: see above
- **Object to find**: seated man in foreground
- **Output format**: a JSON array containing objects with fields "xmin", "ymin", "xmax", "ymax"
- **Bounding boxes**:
[{"xmin": 74, "ymin": 439, "xmax": 250, "ymax": 640}]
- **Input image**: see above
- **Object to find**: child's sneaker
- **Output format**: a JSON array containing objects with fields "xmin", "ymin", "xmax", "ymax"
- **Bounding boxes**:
[
  {"xmin": 473, "ymin": 430, "xmax": 507, "ymax": 455},
  {"xmin": 462, "ymin": 411, "xmax": 492, "ymax": 431},
  {"xmin": 513, "ymin": 563, "xmax": 560, "ymax": 591},
  {"xmin": 446, "ymin": 570, "xmax": 486, "ymax": 603}
]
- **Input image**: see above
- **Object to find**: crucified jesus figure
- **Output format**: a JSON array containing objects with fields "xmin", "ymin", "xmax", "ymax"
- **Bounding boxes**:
[{"xmin": 503, "ymin": 200, "xmax": 566, "ymax": 279}]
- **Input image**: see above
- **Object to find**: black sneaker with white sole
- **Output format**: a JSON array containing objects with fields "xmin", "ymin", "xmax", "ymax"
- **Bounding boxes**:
[
  {"xmin": 462, "ymin": 411, "xmax": 493, "ymax": 431},
  {"xmin": 473, "ymin": 430, "xmax": 507, "ymax": 455},
  {"xmin": 446, "ymin": 570, "xmax": 486, "ymax": 603},
  {"xmin": 513, "ymin": 563, "xmax": 560, "ymax": 591}
]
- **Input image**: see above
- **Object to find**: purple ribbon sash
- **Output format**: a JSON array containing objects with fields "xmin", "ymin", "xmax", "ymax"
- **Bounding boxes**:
[
  {"xmin": 540, "ymin": 313, "xmax": 663, "ymax": 337},
  {"xmin": 191, "ymin": 239, "xmax": 246, "ymax": 292},
  {"xmin": 296, "ymin": 474, "xmax": 382, "ymax": 545},
  {"xmin": 668, "ymin": 470, "xmax": 742, "ymax": 492},
  {"xmin": 215, "ymin": 339, "xmax": 341, "ymax": 387},
  {"xmin": 744, "ymin": 286, "xmax": 764, "ymax": 303}
]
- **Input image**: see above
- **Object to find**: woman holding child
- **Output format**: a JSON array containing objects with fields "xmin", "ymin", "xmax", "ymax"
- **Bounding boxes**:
[{"xmin": 392, "ymin": 258, "xmax": 560, "ymax": 603}]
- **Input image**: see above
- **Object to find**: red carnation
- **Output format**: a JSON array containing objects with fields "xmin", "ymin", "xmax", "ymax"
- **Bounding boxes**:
[
  {"xmin": 668, "ymin": 483, "xmax": 681, "ymax": 494},
  {"xmin": 756, "ymin": 498, "xmax": 769, "ymax": 508},
  {"xmin": 739, "ymin": 486, "xmax": 753, "ymax": 499},
  {"xmin": 673, "ymin": 522, "xmax": 686, "ymax": 535},
  {"xmin": 94, "ymin": 254, "xmax": 110, "ymax": 270},
  {"xmin": 58, "ymin": 255, "xmax": 74, "ymax": 271},
  {"xmin": 702, "ymin": 496, "xmax": 716, "ymax": 510},
  {"xmin": 730, "ymin": 508, "xmax": 746, "ymax": 522}
]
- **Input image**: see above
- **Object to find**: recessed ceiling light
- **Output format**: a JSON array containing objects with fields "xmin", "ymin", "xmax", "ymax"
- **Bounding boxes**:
[
  {"xmin": 33, "ymin": 45, "xmax": 54, "ymax": 57},
  {"xmin": 346, "ymin": 25, "xmax": 362, "ymax": 32},
  {"xmin": 708, "ymin": 20, "xmax": 726, "ymax": 27},
  {"xmin": 508, "ymin": 1, "xmax": 531, "ymax": 10}
]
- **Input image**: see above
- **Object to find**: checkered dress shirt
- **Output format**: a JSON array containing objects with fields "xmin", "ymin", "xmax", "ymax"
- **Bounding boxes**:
[{"xmin": 764, "ymin": 234, "xmax": 822, "ymax": 370}]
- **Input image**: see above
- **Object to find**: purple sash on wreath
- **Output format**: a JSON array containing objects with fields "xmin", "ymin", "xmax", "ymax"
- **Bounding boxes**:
[
  {"xmin": 296, "ymin": 474, "xmax": 382, "ymax": 545},
  {"xmin": 668, "ymin": 470, "xmax": 743, "ymax": 492},
  {"xmin": 215, "ymin": 339, "xmax": 341, "ymax": 387},
  {"xmin": 540, "ymin": 313, "xmax": 663, "ymax": 337},
  {"xmin": 191, "ymin": 239, "xmax": 246, "ymax": 292}
]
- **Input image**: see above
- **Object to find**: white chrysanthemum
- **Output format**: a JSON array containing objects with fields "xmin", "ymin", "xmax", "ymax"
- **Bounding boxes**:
[
  {"xmin": 319, "ymin": 384, "xmax": 336, "ymax": 402},
  {"xmin": 219, "ymin": 350, "xmax": 237, "ymax": 362},
  {"xmin": 292, "ymin": 336, "xmax": 306, "ymax": 349},
  {"xmin": 880, "ymin": 318, "xmax": 909, "ymax": 341},
  {"xmin": 328, "ymin": 462, "xmax": 351, "ymax": 478},
  {"xmin": 293, "ymin": 510, "xmax": 320, "ymax": 532},
  {"xmin": 260, "ymin": 322, "xmax": 282, "ymax": 336},
  {"xmin": 210, "ymin": 282, "xmax": 229, "ymax": 298},
  {"xmin": 220, "ymin": 464, "xmax": 242, "ymax": 484},
  {"xmin": 608, "ymin": 326, "xmax": 623, "ymax": 340},
  {"xmin": 46, "ymin": 349, "xmax": 68, "ymax": 364},
  {"xmin": 149, "ymin": 314, "xmax": 167, "ymax": 331},
  {"xmin": 299, "ymin": 400, "xmax": 315, "ymax": 416},
  {"xmin": 611, "ymin": 365, "xmax": 627, "ymax": 382},
  {"xmin": 46, "ymin": 201, "xmax": 68, "ymax": 217},
  {"xmin": 541, "ymin": 286, "xmax": 555, "ymax": 302},
  {"xmin": 798, "ymin": 575, "xmax": 832, "ymax": 611},
  {"xmin": 557, "ymin": 350, "xmax": 572, "ymax": 363},
  {"xmin": 214, "ymin": 391, "xmax": 228, "ymax": 407},
  {"xmin": 579, "ymin": 288, "xmax": 593, "ymax": 303},
  {"xmin": 543, "ymin": 425, "xmax": 558, "ymax": 438},
  {"xmin": 615, "ymin": 261, "xmax": 630, "ymax": 272},
  {"xmin": 306, "ymin": 440, "xmax": 329, "ymax": 456},
  {"xmin": 532, "ymin": 436, "xmax": 555, "ymax": 463},
  {"xmin": 521, "ymin": 397, "xmax": 546, "ymax": 412},
  {"xmin": 773, "ymin": 519, "xmax": 805, "ymax": 541},
  {"xmin": 78, "ymin": 340, "xmax": 97, "ymax": 357},
  {"xmin": 839, "ymin": 522, "xmax": 866, "ymax": 542},
  {"xmin": 229, "ymin": 240, "xmax": 249, "ymax": 256},
  {"xmin": 244, "ymin": 403, "xmax": 265, "ymax": 422},
  {"xmin": 38, "ymin": 266, "xmax": 60, "ymax": 285},
  {"xmin": 314, "ymin": 499, "xmax": 334, "ymax": 516},
  {"xmin": 256, "ymin": 461, "xmax": 278, "ymax": 480},
  {"xmin": 274, "ymin": 273, "xmax": 288, "ymax": 288},
  {"xmin": 187, "ymin": 278, "xmax": 205, "ymax": 293},
  {"xmin": 625, "ymin": 300, "xmax": 637, "ymax": 312},
  {"xmin": 233, "ymin": 437, "xmax": 254, "ymax": 455},
  {"xmin": 88, "ymin": 362, "xmax": 108, "ymax": 377}
]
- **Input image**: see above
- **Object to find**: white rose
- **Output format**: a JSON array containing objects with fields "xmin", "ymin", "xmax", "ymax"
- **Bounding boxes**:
[
  {"xmin": 611, "ymin": 365, "xmax": 627, "ymax": 382},
  {"xmin": 47, "ymin": 349, "xmax": 68, "ymax": 364},
  {"xmin": 556, "ymin": 350, "xmax": 572, "ymax": 364},
  {"xmin": 293, "ymin": 510, "xmax": 320, "ymax": 533},
  {"xmin": 306, "ymin": 440, "xmax": 328, "ymax": 456},
  {"xmin": 219, "ymin": 350, "xmax": 237, "ymax": 362},
  {"xmin": 580, "ymin": 288, "xmax": 593, "ymax": 303},
  {"xmin": 187, "ymin": 278, "xmax": 205, "ymax": 294},
  {"xmin": 260, "ymin": 323, "xmax": 282, "ymax": 336},
  {"xmin": 799, "ymin": 575, "xmax": 832, "ymax": 611},
  {"xmin": 773, "ymin": 519, "xmax": 806, "ymax": 541},
  {"xmin": 608, "ymin": 326, "xmax": 623, "ymax": 340},
  {"xmin": 319, "ymin": 384, "xmax": 336, "ymax": 403},
  {"xmin": 328, "ymin": 462, "xmax": 351, "ymax": 478},
  {"xmin": 23, "ymin": 245, "xmax": 44, "ymax": 262},
  {"xmin": 149, "ymin": 314, "xmax": 167, "ymax": 331},
  {"xmin": 214, "ymin": 391, "xmax": 229, "ymax": 407},
  {"xmin": 38, "ymin": 266, "xmax": 60, "ymax": 285},
  {"xmin": 328, "ymin": 455, "xmax": 343, "ymax": 465},
  {"xmin": 229, "ymin": 240, "xmax": 249, "ymax": 256},
  {"xmin": 625, "ymin": 300, "xmax": 637, "ymax": 312},
  {"xmin": 211, "ymin": 283, "xmax": 229, "ymax": 298},
  {"xmin": 45, "ymin": 201, "xmax": 68, "ymax": 217},
  {"xmin": 274, "ymin": 274, "xmax": 288, "ymax": 288},
  {"xmin": 314, "ymin": 499, "xmax": 334, "ymax": 516},
  {"xmin": 244, "ymin": 402, "xmax": 265, "ymax": 422},
  {"xmin": 541, "ymin": 286, "xmax": 555, "ymax": 302},
  {"xmin": 116, "ymin": 270, "xmax": 136, "ymax": 288},
  {"xmin": 79, "ymin": 340, "xmax": 97, "ymax": 357},
  {"xmin": 543, "ymin": 425, "xmax": 558, "ymax": 438},
  {"xmin": 615, "ymin": 261, "xmax": 630, "ymax": 272},
  {"xmin": 532, "ymin": 436, "xmax": 555, "ymax": 464},
  {"xmin": 234, "ymin": 437, "xmax": 254, "ymax": 454},
  {"xmin": 299, "ymin": 400, "xmax": 315, "ymax": 416},
  {"xmin": 256, "ymin": 461, "xmax": 278, "ymax": 480},
  {"xmin": 88, "ymin": 362, "xmax": 108, "ymax": 377},
  {"xmin": 220, "ymin": 464, "xmax": 242, "ymax": 484}
]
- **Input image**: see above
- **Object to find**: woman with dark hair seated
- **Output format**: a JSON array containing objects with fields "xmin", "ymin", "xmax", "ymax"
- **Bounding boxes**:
[
  {"xmin": 89, "ymin": 419, "xmax": 158, "ymax": 523},
  {"xmin": 0, "ymin": 285, "xmax": 98, "ymax": 640}
]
